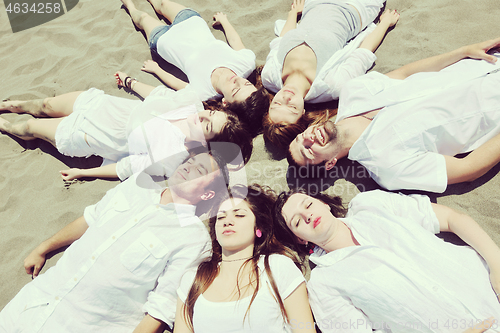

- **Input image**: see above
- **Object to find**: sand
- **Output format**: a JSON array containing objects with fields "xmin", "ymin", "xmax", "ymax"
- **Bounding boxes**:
[{"xmin": 1, "ymin": 0, "xmax": 499, "ymax": 321}]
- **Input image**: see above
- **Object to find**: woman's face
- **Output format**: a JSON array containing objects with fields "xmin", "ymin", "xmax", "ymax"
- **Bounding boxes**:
[
  {"xmin": 268, "ymin": 88, "xmax": 305, "ymax": 124},
  {"xmin": 215, "ymin": 198, "xmax": 257, "ymax": 253},
  {"xmin": 187, "ymin": 110, "xmax": 228, "ymax": 142},
  {"xmin": 280, "ymin": 193, "xmax": 336, "ymax": 244}
]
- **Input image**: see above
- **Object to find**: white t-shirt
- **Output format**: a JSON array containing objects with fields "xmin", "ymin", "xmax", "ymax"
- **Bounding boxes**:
[
  {"xmin": 337, "ymin": 56, "xmax": 500, "ymax": 192},
  {"xmin": 177, "ymin": 254, "xmax": 305, "ymax": 333},
  {"xmin": 156, "ymin": 16, "xmax": 256, "ymax": 101},
  {"xmin": 308, "ymin": 190, "xmax": 500, "ymax": 333}
]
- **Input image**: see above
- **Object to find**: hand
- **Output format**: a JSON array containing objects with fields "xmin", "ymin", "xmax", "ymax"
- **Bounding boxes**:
[
  {"xmin": 462, "ymin": 37, "xmax": 500, "ymax": 64},
  {"xmin": 379, "ymin": 9, "xmax": 400, "ymax": 27},
  {"xmin": 115, "ymin": 71, "xmax": 129, "ymax": 88},
  {"xmin": 463, "ymin": 318, "xmax": 496, "ymax": 333},
  {"xmin": 290, "ymin": 0, "xmax": 305, "ymax": 15},
  {"xmin": 59, "ymin": 168, "xmax": 83, "ymax": 181},
  {"xmin": 24, "ymin": 246, "xmax": 47, "ymax": 278},
  {"xmin": 212, "ymin": 12, "xmax": 228, "ymax": 27},
  {"xmin": 141, "ymin": 60, "xmax": 161, "ymax": 74}
]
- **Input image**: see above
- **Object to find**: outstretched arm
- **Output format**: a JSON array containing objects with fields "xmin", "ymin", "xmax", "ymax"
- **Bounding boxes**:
[
  {"xmin": 140, "ymin": 61, "xmax": 188, "ymax": 91},
  {"xmin": 60, "ymin": 163, "xmax": 119, "ymax": 181},
  {"xmin": 386, "ymin": 37, "xmax": 500, "ymax": 79},
  {"xmin": 212, "ymin": 12, "xmax": 246, "ymax": 51},
  {"xmin": 444, "ymin": 131, "xmax": 500, "ymax": 185},
  {"xmin": 358, "ymin": 9, "xmax": 399, "ymax": 52},
  {"xmin": 172, "ymin": 298, "xmax": 193, "ymax": 333},
  {"xmin": 280, "ymin": 0, "xmax": 304, "ymax": 37},
  {"xmin": 432, "ymin": 204, "xmax": 500, "ymax": 300},
  {"xmin": 24, "ymin": 216, "xmax": 88, "ymax": 278}
]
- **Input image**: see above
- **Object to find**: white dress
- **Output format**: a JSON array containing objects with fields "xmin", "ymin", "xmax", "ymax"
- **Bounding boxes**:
[
  {"xmin": 155, "ymin": 16, "xmax": 256, "ymax": 101},
  {"xmin": 336, "ymin": 55, "xmax": 500, "ymax": 192},
  {"xmin": 177, "ymin": 254, "xmax": 305, "ymax": 332},
  {"xmin": 308, "ymin": 190, "xmax": 500, "ymax": 333},
  {"xmin": 54, "ymin": 86, "xmax": 204, "ymax": 180}
]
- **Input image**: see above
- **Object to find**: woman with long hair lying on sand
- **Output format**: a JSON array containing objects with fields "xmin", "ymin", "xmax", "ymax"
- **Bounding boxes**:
[
  {"xmin": 120, "ymin": 0, "xmax": 269, "ymax": 136},
  {"xmin": 274, "ymin": 188, "xmax": 500, "ymax": 333},
  {"xmin": 0, "ymin": 71, "xmax": 252, "ymax": 181},
  {"xmin": 173, "ymin": 184, "xmax": 316, "ymax": 333},
  {"xmin": 261, "ymin": 0, "xmax": 399, "ymax": 149}
]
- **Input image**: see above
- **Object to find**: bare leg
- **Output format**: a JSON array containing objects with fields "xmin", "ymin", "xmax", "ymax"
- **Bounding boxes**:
[
  {"xmin": 0, "ymin": 91, "xmax": 83, "ymax": 118},
  {"xmin": 121, "ymin": 0, "xmax": 165, "ymax": 41},
  {"xmin": 147, "ymin": 0, "xmax": 186, "ymax": 23},
  {"xmin": 0, "ymin": 117, "xmax": 63, "ymax": 146}
]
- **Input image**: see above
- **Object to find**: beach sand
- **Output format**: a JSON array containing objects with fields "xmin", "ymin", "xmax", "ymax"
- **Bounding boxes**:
[{"xmin": 1, "ymin": 0, "xmax": 499, "ymax": 322}]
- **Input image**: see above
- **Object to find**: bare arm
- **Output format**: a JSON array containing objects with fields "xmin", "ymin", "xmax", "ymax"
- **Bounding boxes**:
[
  {"xmin": 284, "ymin": 282, "xmax": 317, "ymax": 333},
  {"xmin": 141, "ymin": 60, "xmax": 188, "ymax": 91},
  {"xmin": 24, "ymin": 216, "xmax": 88, "ymax": 278},
  {"xmin": 60, "ymin": 163, "xmax": 119, "ymax": 181},
  {"xmin": 212, "ymin": 12, "xmax": 246, "ymax": 51},
  {"xmin": 432, "ymin": 204, "xmax": 500, "ymax": 299},
  {"xmin": 280, "ymin": 0, "xmax": 304, "ymax": 37},
  {"xmin": 173, "ymin": 298, "xmax": 193, "ymax": 333},
  {"xmin": 444, "ymin": 131, "xmax": 500, "ymax": 185},
  {"xmin": 358, "ymin": 9, "xmax": 399, "ymax": 52},
  {"xmin": 386, "ymin": 37, "xmax": 500, "ymax": 80},
  {"xmin": 133, "ymin": 314, "xmax": 167, "ymax": 333}
]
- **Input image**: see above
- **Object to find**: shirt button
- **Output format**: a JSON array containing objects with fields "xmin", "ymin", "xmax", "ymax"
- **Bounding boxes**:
[
  {"xmin": 432, "ymin": 286, "xmax": 439, "ymax": 292},
  {"xmin": 134, "ymin": 219, "xmax": 138, "ymax": 222},
  {"xmin": 92, "ymin": 256, "xmax": 96, "ymax": 260},
  {"xmin": 112, "ymin": 236, "xmax": 116, "ymax": 240},
  {"xmin": 74, "ymin": 278, "xmax": 77, "ymax": 281},
  {"xmin": 149, "ymin": 244, "xmax": 154, "ymax": 248},
  {"xmin": 55, "ymin": 296, "xmax": 59, "ymax": 300}
]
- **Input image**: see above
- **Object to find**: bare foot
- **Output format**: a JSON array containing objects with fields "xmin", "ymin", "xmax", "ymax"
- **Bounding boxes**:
[
  {"xmin": 120, "ymin": 0, "xmax": 136, "ymax": 10},
  {"xmin": 0, "ymin": 116, "xmax": 36, "ymax": 140},
  {"xmin": 0, "ymin": 100, "xmax": 28, "ymax": 113},
  {"xmin": 115, "ymin": 71, "xmax": 130, "ymax": 88}
]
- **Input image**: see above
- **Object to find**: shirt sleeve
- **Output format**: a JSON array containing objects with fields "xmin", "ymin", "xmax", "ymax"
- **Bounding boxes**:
[
  {"xmin": 177, "ymin": 269, "xmax": 197, "ymax": 304},
  {"xmin": 308, "ymin": 273, "xmax": 374, "ymax": 333},
  {"xmin": 268, "ymin": 255, "xmax": 305, "ymax": 299},
  {"xmin": 349, "ymin": 190, "xmax": 440, "ymax": 234},
  {"xmin": 143, "ymin": 231, "xmax": 210, "ymax": 327},
  {"xmin": 261, "ymin": 37, "xmax": 283, "ymax": 93},
  {"xmin": 323, "ymin": 48, "xmax": 377, "ymax": 100}
]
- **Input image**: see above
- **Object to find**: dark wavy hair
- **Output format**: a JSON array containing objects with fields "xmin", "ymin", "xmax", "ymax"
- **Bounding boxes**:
[
  {"xmin": 225, "ymin": 87, "xmax": 271, "ymax": 137},
  {"xmin": 263, "ymin": 107, "xmax": 332, "ymax": 150},
  {"xmin": 208, "ymin": 110, "xmax": 253, "ymax": 165},
  {"xmin": 274, "ymin": 188, "xmax": 347, "ymax": 257},
  {"xmin": 183, "ymin": 184, "xmax": 300, "ymax": 330}
]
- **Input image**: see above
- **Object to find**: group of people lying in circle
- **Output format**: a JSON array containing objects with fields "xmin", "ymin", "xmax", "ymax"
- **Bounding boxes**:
[{"xmin": 1, "ymin": 0, "xmax": 500, "ymax": 332}]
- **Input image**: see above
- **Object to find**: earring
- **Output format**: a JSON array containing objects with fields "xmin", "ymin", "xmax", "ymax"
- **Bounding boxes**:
[{"xmin": 255, "ymin": 229, "xmax": 262, "ymax": 238}]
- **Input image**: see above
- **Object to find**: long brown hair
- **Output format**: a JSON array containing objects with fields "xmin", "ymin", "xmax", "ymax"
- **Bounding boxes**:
[{"xmin": 183, "ymin": 184, "xmax": 300, "ymax": 330}]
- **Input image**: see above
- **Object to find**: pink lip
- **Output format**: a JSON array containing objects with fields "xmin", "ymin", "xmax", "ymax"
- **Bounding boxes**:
[
  {"xmin": 284, "ymin": 89, "xmax": 295, "ymax": 95},
  {"xmin": 313, "ymin": 217, "xmax": 321, "ymax": 228},
  {"xmin": 178, "ymin": 171, "xmax": 186, "ymax": 180},
  {"xmin": 222, "ymin": 229, "xmax": 235, "ymax": 235}
]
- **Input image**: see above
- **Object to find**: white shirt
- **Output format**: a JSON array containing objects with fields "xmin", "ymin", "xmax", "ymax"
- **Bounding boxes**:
[
  {"xmin": 261, "ymin": 0, "xmax": 379, "ymax": 102},
  {"xmin": 0, "ymin": 174, "xmax": 211, "ymax": 332},
  {"xmin": 308, "ymin": 190, "xmax": 500, "ymax": 333},
  {"xmin": 156, "ymin": 16, "xmax": 256, "ymax": 101},
  {"xmin": 337, "ymin": 56, "xmax": 500, "ymax": 192},
  {"xmin": 177, "ymin": 254, "xmax": 305, "ymax": 333},
  {"xmin": 116, "ymin": 85, "xmax": 204, "ymax": 180}
]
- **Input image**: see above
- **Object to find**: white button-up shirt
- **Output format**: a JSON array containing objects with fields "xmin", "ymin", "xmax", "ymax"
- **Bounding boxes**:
[
  {"xmin": 308, "ymin": 190, "xmax": 500, "ymax": 333},
  {"xmin": 337, "ymin": 55, "xmax": 500, "ymax": 192},
  {"xmin": 0, "ymin": 174, "xmax": 210, "ymax": 332}
]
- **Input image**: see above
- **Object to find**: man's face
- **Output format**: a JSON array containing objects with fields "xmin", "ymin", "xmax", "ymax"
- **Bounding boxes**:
[
  {"xmin": 289, "ymin": 120, "xmax": 338, "ymax": 166},
  {"xmin": 219, "ymin": 72, "xmax": 257, "ymax": 103},
  {"xmin": 268, "ymin": 87, "xmax": 305, "ymax": 124},
  {"xmin": 169, "ymin": 153, "xmax": 221, "ymax": 200}
]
